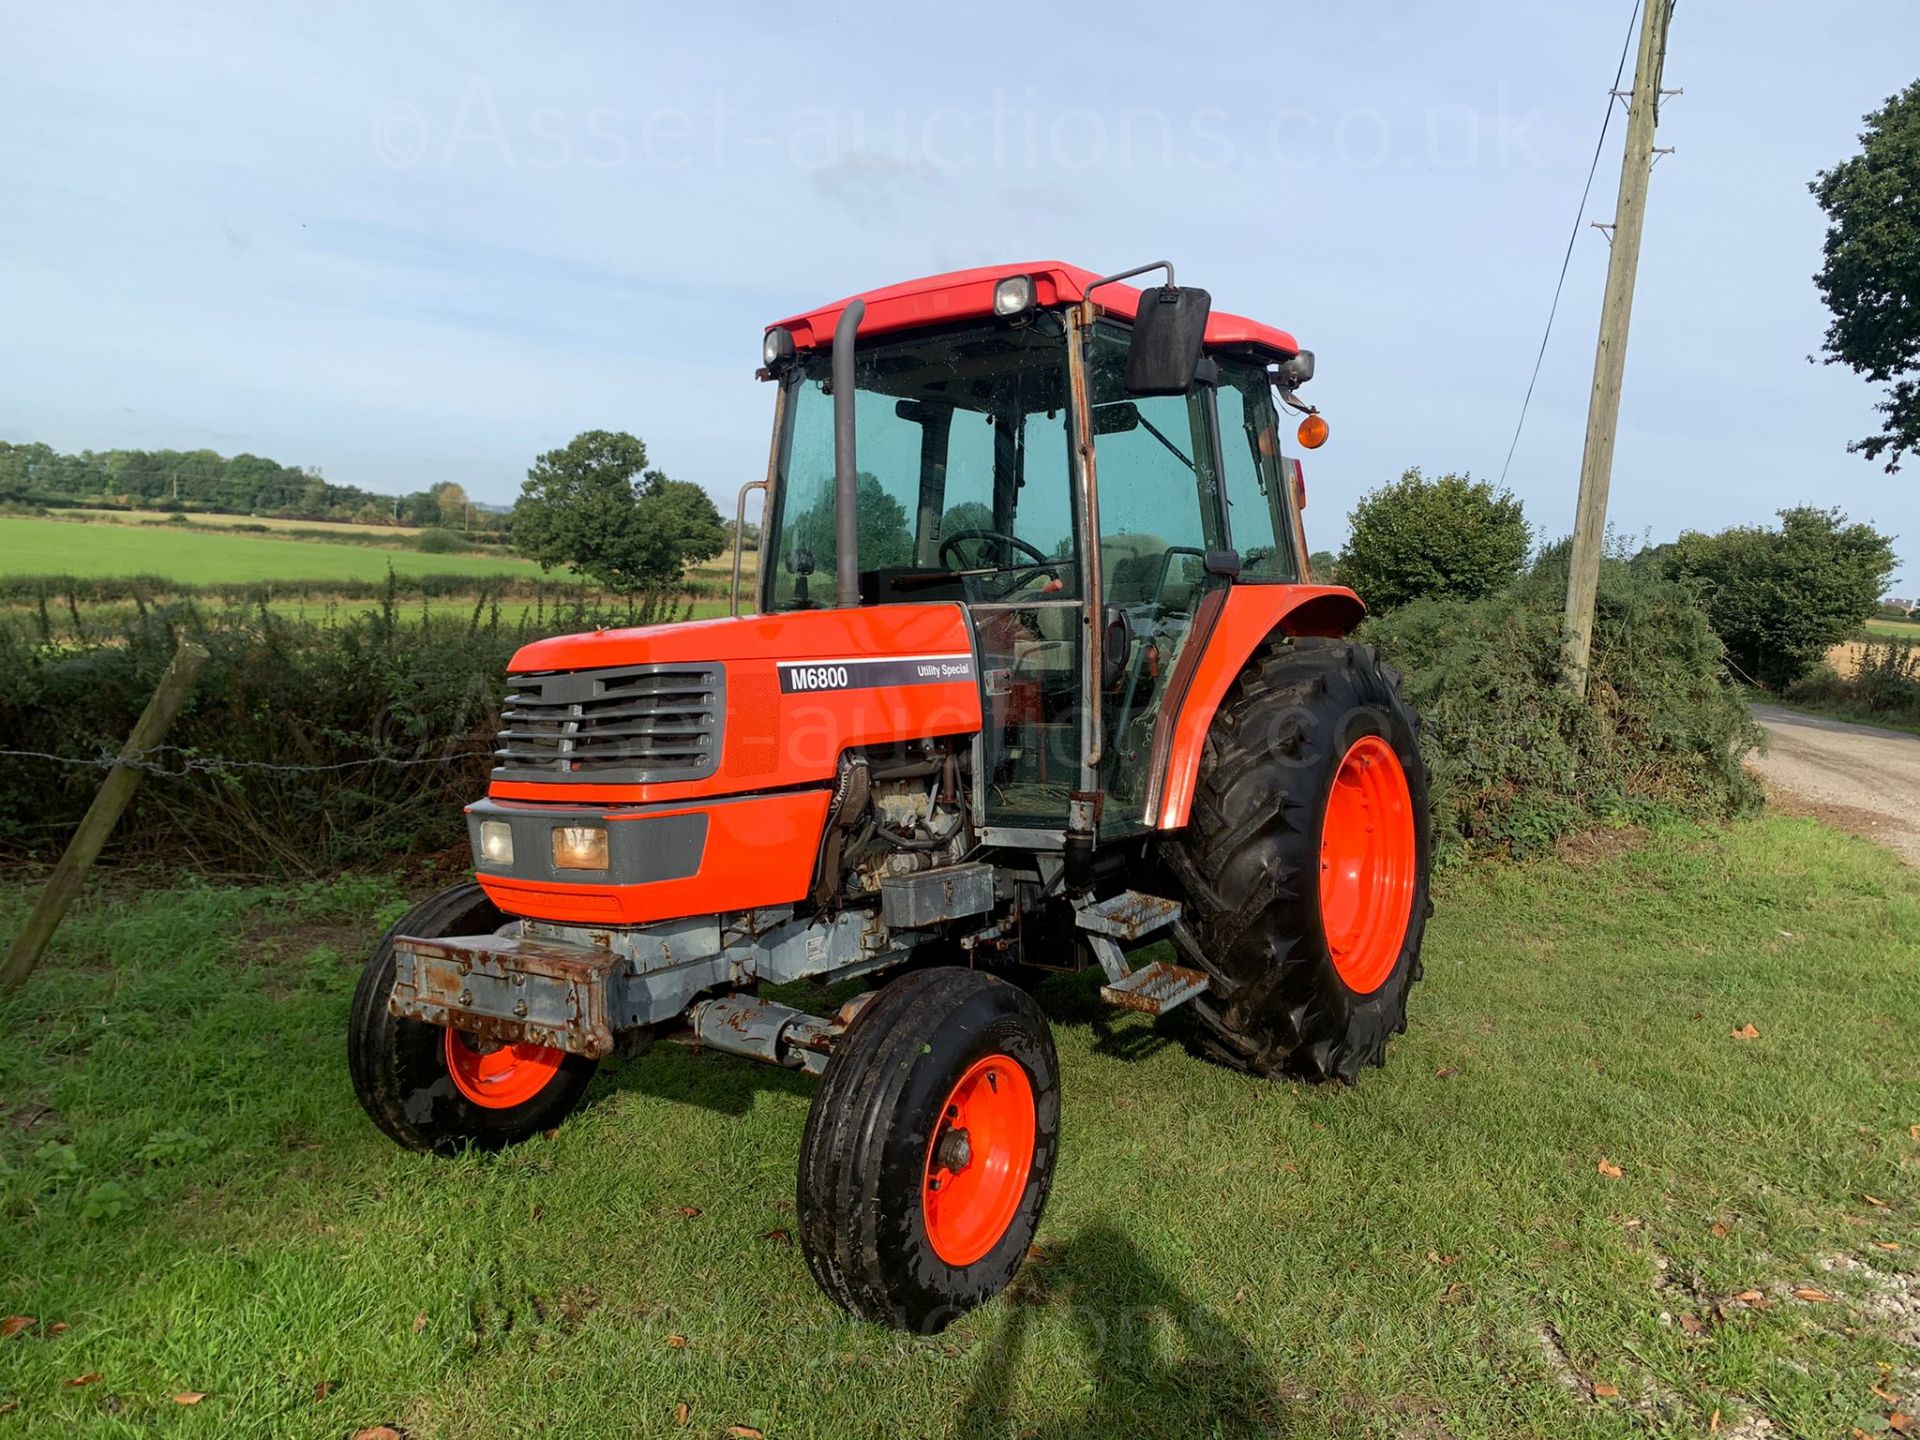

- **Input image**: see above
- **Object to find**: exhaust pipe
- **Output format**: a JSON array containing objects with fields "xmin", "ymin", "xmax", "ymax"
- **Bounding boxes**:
[{"xmin": 832, "ymin": 298, "xmax": 865, "ymax": 608}]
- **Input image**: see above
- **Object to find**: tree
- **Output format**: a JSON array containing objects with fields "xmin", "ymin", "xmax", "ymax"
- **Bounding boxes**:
[
  {"xmin": 1664, "ymin": 506, "xmax": 1898, "ymax": 687},
  {"xmin": 1336, "ymin": 468, "xmax": 1530, "ymax": 611},
  {"xmin": 436, "ymin": 482, "xmax": 470, "ymax": 529},
  {"xmin": 1308, "ymin": 549, "xmax": 1338, "ymax": 582},
  {"xmin": 1812, "ymin": 80, "xmax": 1920, "ymax": 472},
  {"xmin": 513, "ymin": 429, "xmax": 726, "ymax": 590},
  {"xmin": 781, "ymin": 474, "xmax": 914, "ymax": 577}
]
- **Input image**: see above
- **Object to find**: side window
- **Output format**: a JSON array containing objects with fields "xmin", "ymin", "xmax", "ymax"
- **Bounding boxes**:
[
  {"xmin": 1088, "ymin": 329, "xmax": 1221, "ymax": 608},
  {"xmin": 1217, "ymin": 365, "xmax": 1301, "ymax": 583}
]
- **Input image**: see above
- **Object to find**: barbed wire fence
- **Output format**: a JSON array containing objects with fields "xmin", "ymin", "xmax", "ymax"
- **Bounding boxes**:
[{"xmin": 0, "ymin": 745, "xmax": 489, "ymax": 776}]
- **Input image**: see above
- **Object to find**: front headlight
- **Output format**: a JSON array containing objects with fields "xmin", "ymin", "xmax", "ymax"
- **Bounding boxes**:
[
  {"xmin": 478, "ymin": 819, "xmax": 513, "ymax": 866},
  {"xmin": 551, "ymin": 824, "xmax": 609, "ymax": 871}
]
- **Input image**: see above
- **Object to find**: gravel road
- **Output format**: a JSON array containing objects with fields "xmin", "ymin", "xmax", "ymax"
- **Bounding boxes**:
[{"xmin": 1749, "ymin": 704, "xmax": 1920, "ymax": 867}]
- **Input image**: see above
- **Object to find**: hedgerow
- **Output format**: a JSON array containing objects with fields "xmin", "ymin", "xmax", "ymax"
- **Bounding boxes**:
[
  {"xmin": 0, "ymin": 585, "xmax": 693, "ymax": 874},
  {"xmin": 1362, "ymin": 555, "xmax": 1762, "ymax": 861}
]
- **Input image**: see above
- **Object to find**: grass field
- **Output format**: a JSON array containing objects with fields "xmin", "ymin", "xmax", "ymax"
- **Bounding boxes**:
[
  {"xmin": 1865, "ymin": 617, "xmax": 1920, "ymax": 642},
  {"xmin": 2, "ymin": 816, "xmax": 1915, "ymax": 1438},
  {"xmin": 0, "ymin": 517, "xmax": 540, "ymax": 585},
  {"xmin": 57, "ymin": 510, "xmax": 432, "ymax": 539}
]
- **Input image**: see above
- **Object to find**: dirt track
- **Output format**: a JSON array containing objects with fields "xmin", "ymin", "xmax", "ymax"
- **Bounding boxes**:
[{"xmin": 1749, "ymin": 704, "xmax": 1920, "ymax": 867}]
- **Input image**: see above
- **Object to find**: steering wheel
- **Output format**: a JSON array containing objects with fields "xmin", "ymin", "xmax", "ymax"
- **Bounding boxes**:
[
  {"xmin": 938, "ymin": 529, "xmax": 1058, "ymax": 601},
  {"xmin": 938, "ymin": 529, "xmax": 1049, "ymax": 571}
]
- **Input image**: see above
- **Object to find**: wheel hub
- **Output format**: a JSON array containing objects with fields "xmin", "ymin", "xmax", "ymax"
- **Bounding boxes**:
[
  {"xmin": 1317, "ymin": 735, "xmax": 1417, "ymax": 996},
  {"xmin": 443, "ymin": 1028, "xmax": 566, "ymax": 1109},
  {"xmin": 922, "ymin": 1056, "xmax": 1035, "ymax": 1267}
]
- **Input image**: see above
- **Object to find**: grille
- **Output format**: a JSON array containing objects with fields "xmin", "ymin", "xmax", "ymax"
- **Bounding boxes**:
[{"xmin": 493, "ymin": 663, "xmax": 724, "ymax": 784}]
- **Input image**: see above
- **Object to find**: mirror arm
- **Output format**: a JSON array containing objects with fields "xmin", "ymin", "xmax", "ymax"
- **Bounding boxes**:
[{"xmin": 1079, "ymin": 260, "xmax": 1175, "ymax": 303}]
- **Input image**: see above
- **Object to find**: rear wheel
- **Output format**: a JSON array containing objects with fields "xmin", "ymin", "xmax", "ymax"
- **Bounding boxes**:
[
  {"xmin": 797, "ymin": 967, "xmax": 1059, "ymax": 1332},
  {"xmin": 1165, "ymin": 637, "xmax": 1431, "ymax": 1081},
  {"xmin": 348, "ymin": 882, "xmax": 599, "ymax": 1154}
]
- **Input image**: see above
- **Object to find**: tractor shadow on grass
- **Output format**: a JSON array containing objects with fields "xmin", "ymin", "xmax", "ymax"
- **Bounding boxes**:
[
  {"xmin": 1029, "ymin": 966, "xmax": 1190, "ymax": 1067},
  {"xmin": 955, "ymin": 1222, "xmax": 1302, "ymax": 1439},
  {"xmin": 588, "ymin": 1043, "xmax": 815, "ymax": 1118}
]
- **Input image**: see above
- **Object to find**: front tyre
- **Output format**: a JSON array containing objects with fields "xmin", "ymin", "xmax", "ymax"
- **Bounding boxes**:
[
  {"xmin": 797, "ymin": 968, "xmax": 1060, "ymax": 1332},
  {"xmin": 347, "ymin": 882, "xmax": 598, "ymax": 1155},
  {"xmin": 1166, "ymin": 637, "xmax": 1432, "ymax": 1082}
]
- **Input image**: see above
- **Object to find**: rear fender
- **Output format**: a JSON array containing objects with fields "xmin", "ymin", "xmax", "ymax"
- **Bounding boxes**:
[{"xmin": 1148, "ymin": 584, "xmax": 1366, "ymax": 830}]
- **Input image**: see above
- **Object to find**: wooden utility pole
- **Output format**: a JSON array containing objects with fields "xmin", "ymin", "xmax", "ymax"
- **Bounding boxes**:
[
  {"xmin": 1562, "ymin": 0, "xmax": 1677, "ymax": 695},
  {"xmin": 0, "ymin": 642, "xmax": 209, "ymax": 992}
]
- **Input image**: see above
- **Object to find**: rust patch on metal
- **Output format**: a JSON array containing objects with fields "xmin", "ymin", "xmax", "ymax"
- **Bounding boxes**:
[
  {"xmin": 390, "ymin": 933, "xmax": 620, "ymax": 1058},
  {"xmin": 1099, "ymin": 960, "xmax": 1209, "ymax": 1016}
]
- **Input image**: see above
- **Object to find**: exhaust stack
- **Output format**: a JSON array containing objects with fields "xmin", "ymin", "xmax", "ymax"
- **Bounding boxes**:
[{"xmin": 832, "ymin": 299, "xmax": 865, "ymax": 608}]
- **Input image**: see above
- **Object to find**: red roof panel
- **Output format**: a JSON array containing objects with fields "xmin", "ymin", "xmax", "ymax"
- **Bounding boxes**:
[{"xmin": 767, "ymin": 261, "xmax": 1299, "ymax": 360}]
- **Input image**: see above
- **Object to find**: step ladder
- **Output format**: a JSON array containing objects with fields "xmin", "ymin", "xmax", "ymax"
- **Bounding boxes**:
[{"xmin": 1072, "ymin": 891, "xmax": 1209, "ymax": 1017}]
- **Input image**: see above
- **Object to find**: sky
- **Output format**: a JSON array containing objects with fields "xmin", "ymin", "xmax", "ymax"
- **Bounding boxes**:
[{"xmin": 2, "ymin": 0, "xmax": 1914, "ymax": 591}]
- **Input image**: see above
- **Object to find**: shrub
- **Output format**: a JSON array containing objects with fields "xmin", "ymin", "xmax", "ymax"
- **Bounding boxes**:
[
  {"xmin": 1663, "ymin": 506, "xmax": 1897, "ymax": 687},
  {"xmin": 1785, "ymin": 642, "xmax": 1920, "ymax": 729},
  {"xmin": 1337, "ymin": 468, "xmax": 1530, "ymax": 611},
  {"xmin": 1361, "ymin": 558, "xmax": 1761, "ymax": 862},
  {"xmin": 412, "ymin": 527, "xmax": 466, "ymax": 554}
]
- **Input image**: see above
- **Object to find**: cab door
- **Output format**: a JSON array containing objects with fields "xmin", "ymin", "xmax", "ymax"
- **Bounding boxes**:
[{"xmin": 1081, "ymin": 322, "xmax": 1231, "ymax": 830}]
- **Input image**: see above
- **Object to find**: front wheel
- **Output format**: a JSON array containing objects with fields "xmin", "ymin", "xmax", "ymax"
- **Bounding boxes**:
[
  {"xmin": 347, "ymin": 882, "xmax": 599, "ymax": 1155},
  {"xmin": 1166, "ymin": 637, "xmax": 1432, "ymax": 1082},
  {"xmin": 797, "ymin": 967, "xmax": 1060, "ymax": 1332}
]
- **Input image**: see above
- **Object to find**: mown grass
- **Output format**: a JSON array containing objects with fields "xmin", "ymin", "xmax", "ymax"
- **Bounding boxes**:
[
  {"xmin": 1863, "ymin": 618, "xmax": 1920, "ymax": 642},
  {"xmin": 1, "ymin": 816, "xmax": 1915, "ymax": 1439},
  {"xmin": 0, "ymin": 592, "xmax": 734, "ymax": 637},
  {"xmin": 55, "ymin": 509, "xmax": 434, "ymax": 538},
  {"xmin": 0, "ymin": 518, "xmax": 541, "ymax": 585}
]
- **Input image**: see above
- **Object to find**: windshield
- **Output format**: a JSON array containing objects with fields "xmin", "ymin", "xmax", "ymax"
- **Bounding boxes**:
[{"xmin": 763, "ymin": 320, "xmax": 1076, "ymax": 611}]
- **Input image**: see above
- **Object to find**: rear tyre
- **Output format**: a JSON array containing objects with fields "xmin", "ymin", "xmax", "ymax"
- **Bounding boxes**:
[
  {"xmin": 348, "ymin": 882, "xmax": 599, "ymax": 1155},
  {"xmin": 1165, "ymin": 637, "xmax": 1431, "ymax": 1082},
  {"xmin": 797, "ymin": 967, "xmax": 1059, "ymax": 1332}
]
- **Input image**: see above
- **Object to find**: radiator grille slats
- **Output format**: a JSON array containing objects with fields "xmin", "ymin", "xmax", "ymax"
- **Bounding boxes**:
[{"xmin": 492, "ymin": 663, "xmax": 724, "ymax": 784}]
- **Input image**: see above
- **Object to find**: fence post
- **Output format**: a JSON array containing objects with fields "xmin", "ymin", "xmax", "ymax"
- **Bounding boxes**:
[{"xmin": 1, "ymin": 641, "xmax": 210, "ymax": 993}]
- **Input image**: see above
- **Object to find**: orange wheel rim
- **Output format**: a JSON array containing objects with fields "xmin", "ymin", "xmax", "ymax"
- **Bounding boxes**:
[
  {"xmin": 443, "ymin": 1029, "xmax": 565, "ymax": 1110},
  {"xmin": 923, "ymin": 1054, "xmax": 1035, "ymax": 1267},
  {"xmin": 1318, "ymin": 735, "xmax": 1417, "ymax": 996}
]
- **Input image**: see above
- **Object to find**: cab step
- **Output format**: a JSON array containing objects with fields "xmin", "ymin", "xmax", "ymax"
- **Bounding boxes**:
[
  {"xmin": 1099, "ymin": 959, "xmax": 1210, "ymax": 1016},
  {"xmin": 1072, "ymin": 890, "xmax": 1208, "ymax": 1017}
]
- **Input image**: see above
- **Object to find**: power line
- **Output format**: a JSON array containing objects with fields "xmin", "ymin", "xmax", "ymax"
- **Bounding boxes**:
[{"xmin": 1497, "ymin": 0, "xmax": 1644, "ymax": 488}]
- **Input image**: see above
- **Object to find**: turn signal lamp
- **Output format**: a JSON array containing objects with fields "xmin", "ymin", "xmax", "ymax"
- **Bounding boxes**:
[
  {"xmin": 993, "ymin": 275, "xmax": 1035, "ymax": 316},
  {"xmin": 551, "ymin": 824, "xmax": 609, "ymax": 871},
  {"xmin": 479, "ymin": 820, "xmax": 513, "ymax": 866},
  {"xmin": 1297, "ymin": 413, "xmax": 1329, "ymax": 450}
]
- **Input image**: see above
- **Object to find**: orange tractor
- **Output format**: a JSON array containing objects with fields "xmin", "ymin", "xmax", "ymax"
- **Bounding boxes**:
[{"xmin": 349, "ymin": 261, "xmax": 1431, "ymax": 1331}]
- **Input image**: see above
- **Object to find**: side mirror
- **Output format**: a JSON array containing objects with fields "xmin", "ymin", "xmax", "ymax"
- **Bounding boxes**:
[
  {"xmin": 1124, "ymin": 286, "xmax": 1212, "ymax": 397},
  {"xmin": 1100, "ymin": 604, "xmax": 1133, "ymax": 690}
]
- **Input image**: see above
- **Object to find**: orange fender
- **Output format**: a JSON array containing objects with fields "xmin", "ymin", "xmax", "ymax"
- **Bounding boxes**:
[{"xmin": 1149, "ymin": 584, "xmax": 1366, "ymax": 830}]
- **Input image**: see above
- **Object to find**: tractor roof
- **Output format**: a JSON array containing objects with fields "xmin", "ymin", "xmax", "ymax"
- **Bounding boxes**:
[{"xmin": 768, "ymin": 261, "xmax": 1300, "ymax": 361}]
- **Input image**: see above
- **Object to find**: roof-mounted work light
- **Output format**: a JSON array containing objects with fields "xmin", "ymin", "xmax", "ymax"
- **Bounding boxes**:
[{"xmin": 992, "ymin": 275, "xmax": 1035, "ymax": 316}]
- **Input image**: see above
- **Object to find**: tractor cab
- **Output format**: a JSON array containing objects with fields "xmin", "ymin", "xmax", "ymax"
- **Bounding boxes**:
[{"xmin": 750, "ymin": 261, "xmax": 1318, "ymax": 838}]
